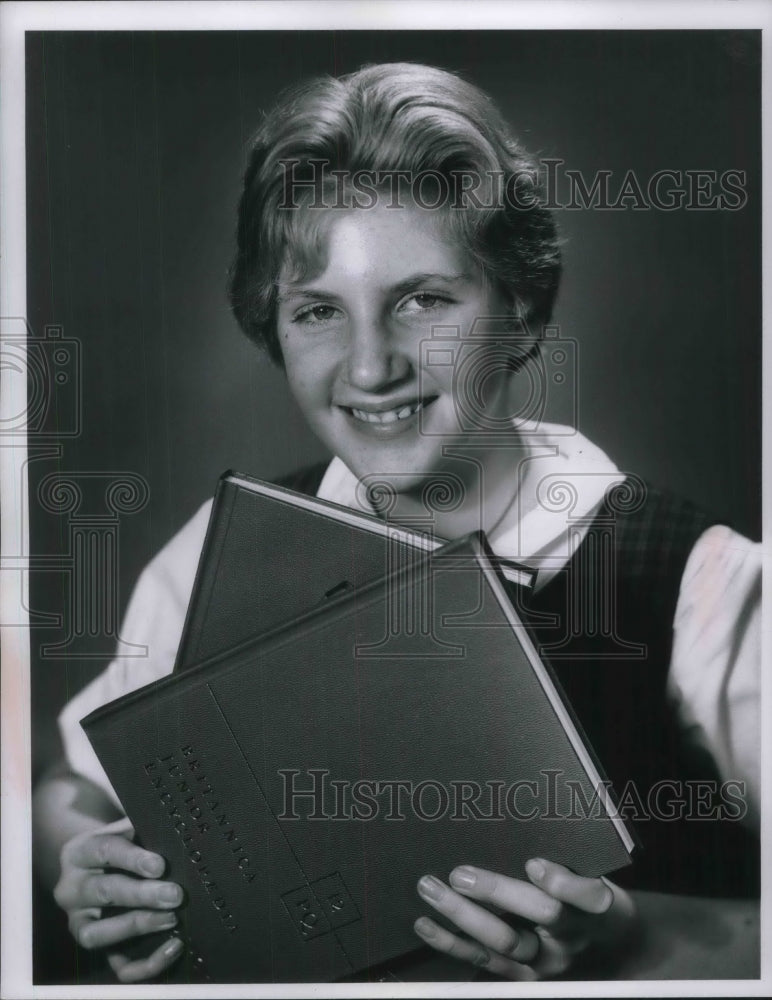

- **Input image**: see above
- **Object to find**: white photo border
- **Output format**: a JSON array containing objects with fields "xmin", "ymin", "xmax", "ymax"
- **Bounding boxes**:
[{"xmin": 2, "ymin": 2, "xmax": 769, "ymax": 997}]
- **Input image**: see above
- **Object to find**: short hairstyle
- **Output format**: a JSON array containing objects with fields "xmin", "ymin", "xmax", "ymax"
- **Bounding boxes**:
[{"xmin": 229, "ymin": 62, "xmax": 561, "ymax": 365}]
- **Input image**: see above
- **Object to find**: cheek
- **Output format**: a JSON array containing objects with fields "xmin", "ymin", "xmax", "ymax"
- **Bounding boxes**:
[
  {"xmin": 284, "ymin": 368, "xmax": 315, "ymax": 411},
  {"xmin": 281, "ymin": 330, "xmax": 347, "ymax": 397},
  {"xmin": 282, "ymin": 350, "xmax": 332, "ymax": 416}
]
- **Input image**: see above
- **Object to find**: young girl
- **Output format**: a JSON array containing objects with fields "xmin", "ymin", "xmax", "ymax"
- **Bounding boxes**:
[{"xmin": 33, "ymin": 62, "xmax": 760, "ymax": 984}]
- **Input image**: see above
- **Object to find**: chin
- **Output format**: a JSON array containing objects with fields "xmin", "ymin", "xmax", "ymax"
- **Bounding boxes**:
[{"xmin": 347, "ymin": 449, "xmax": 471, "ymax": 515}]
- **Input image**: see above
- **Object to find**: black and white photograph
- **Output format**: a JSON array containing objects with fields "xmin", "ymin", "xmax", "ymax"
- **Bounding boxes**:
[{"xmin": 1, "ymin": 1, "xmax": 768, "ymax": 995}]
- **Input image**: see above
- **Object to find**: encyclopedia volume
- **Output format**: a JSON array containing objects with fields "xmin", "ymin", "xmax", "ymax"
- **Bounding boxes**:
[{"xmin": 82, "ymin": 528, "xmax": 634, "ymax": 983}]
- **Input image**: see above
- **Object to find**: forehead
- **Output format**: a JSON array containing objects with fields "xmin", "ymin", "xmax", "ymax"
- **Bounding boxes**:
[
  {"xmin": 330, "ymin": 204, "xmax": 466, "ymax": 276},
  {"xmin": 278, "ymin": 199, "xmax": 473, "ymax": 288}
]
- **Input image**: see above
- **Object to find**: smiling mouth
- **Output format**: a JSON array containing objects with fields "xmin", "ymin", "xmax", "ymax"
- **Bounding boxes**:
[{"xmin": 344, "ymin": 397, "xmax": 437, "ymax": 426}]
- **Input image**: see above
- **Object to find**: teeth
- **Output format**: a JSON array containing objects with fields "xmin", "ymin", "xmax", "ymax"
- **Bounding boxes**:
[{"xmin": 350, "ymin": 400, "xmax": 425, "ymax": 425}]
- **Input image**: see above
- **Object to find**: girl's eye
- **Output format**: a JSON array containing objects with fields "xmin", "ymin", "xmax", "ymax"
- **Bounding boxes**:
[
  {"xmin": 413, "ymin": 294, "xmax": 441, "ymax": 308},
  {"xmin": 398, "ymin": 292, "xmax": 451, "ymax": 314},
  {"xmin": 293, "ymin": 303, "xmax": 340, "ymax": 325}
]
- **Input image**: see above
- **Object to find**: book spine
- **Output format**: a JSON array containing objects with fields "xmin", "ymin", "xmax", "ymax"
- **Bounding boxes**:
[
  {"xmin": 173, "ymin": 479, "xmax": 238, "ymax": 671},
  {"xmin": 517, "ymin": 600, "xmax": 640, "ymax": 854}
]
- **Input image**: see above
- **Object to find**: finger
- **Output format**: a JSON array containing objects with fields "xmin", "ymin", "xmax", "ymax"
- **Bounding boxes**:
[
  {"xmin": 414, "ymin": 917, "xmax": 538, "ymax": 981},
  {"xmin": 530, "ymin": 926, "xmax": 574, "ymax": 978},
  {"xmin": 67, "ymin": 907, "xmax": 101, "ymax": 945},
  {"xmin": 70, "ymin": 908, "xmax": 179, "ymax": 951},
  {"xmin": 78, "ymin": 872, "xmax": 183, "ymax": 910},
  {"xmin": 65, "ymin": 833, "xmax": 165, "ymax": 879},
  {"xmin": 108, "ymin": 935, "xmax": 185, "ymax": 984},
  {"xmin": 448, "ymin": 866, "xmax": 562, "ymax": 926},
  {"xmin": 100, "ymin": 816, "xmax": 136, "ymax": 839},
  {"xmin": 417, "ymin": 876, "xmax": 539, "ymax": 962},
  {"xmin": 525, "ymin": 858, "xmax": 614, "ymax": 915}
]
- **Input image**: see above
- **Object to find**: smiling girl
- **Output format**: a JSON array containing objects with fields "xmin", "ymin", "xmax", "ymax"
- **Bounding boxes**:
[{"xmin": 33, "ymin": 62, "xmax": 760, "ymax": 984}]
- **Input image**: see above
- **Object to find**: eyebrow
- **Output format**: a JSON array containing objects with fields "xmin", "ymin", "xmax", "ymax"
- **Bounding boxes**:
[
  {"xmin": 392, "ymin": 272, "xmax": 474, "ymax": 295},
  {"xmin": 276, "ymin": 271, "xmax": 474, "ymax": 303}
]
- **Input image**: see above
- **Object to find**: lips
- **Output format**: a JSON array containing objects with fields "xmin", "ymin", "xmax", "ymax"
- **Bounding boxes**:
[{"xmin": 342, "ymin": 396, "xmax": 437, "ymax": 426}]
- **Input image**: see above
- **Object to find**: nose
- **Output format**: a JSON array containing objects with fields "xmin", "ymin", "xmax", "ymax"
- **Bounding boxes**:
[{"xmin": 344, "ymin": 319, "xmax": 411, "ymax": 393}]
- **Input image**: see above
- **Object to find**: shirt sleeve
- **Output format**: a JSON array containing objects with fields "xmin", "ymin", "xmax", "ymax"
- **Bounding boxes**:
[
  {"xmin": 667, "ymin": 524, "xmax": 761, "ymax": 832},
  {"xmin": 57, "ymin": 500, "xmax": 212, "ymax": 810}
]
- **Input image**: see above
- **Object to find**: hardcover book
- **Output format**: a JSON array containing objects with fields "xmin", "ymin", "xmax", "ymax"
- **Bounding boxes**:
[
  {"xmin": 82, "ymin": 533, "xmax": 635, "ymax": 983},
  {"xmin": 173, "ymin": 470, "xmax": 534, "ymax": 671}
]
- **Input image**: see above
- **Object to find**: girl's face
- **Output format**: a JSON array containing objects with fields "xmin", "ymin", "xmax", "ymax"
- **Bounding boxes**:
[{"xmin": 276, "ymin": 201, "xmax": 525, "ymax": 495}]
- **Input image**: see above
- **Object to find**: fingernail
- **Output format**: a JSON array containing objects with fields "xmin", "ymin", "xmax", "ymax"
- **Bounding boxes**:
[
  {"xmin": 450, "ymin": 866, "xmax": 477, "ymax": 890},
  {"xmin": 159, "ymin": 884, "xmax": 182, "ymax": 906},
  {"xmin": 163, "ymin": 936, "xmax": 183, "ymax": 958},
  {"xmin": 526, "ymin": 858, "xmax": 546, "ymax": 881},
  {"xmin": 414, "ymin": 916, "xmax": 436, "ymax": 939},
  {"xmin": 154, "ymin": 912, "xmax": 178, "ymax": 930},
  {"xmin": 418, "ymin": 875, "xmax": 444, "ymax": 901},
  {"xmin": 141, "ymin": 855, "xmax": 164, "ymax": 878}
]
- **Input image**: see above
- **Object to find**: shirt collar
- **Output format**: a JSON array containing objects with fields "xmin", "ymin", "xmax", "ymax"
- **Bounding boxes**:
[{"xmin": 316, "ymin": 422, "xmax": 625, "ymax": 589}]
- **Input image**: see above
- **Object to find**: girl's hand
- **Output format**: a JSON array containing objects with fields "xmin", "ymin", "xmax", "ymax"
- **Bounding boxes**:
[
  {"xmin": 53, "ymin": 816, "xmax": 184, "ymax": 983},
  {"xmin": 414, "ymin": 858, "xmax": 637, "ymax": 980}
]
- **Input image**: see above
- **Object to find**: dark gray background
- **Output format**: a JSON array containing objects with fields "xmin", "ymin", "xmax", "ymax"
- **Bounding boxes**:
[{"xmin": 26, "ymin": 30, "xmax": 760, "ymax": 981}]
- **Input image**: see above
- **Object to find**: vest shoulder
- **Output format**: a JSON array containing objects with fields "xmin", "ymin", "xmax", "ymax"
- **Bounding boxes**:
[
  {"xmin": 599, "ymin": 480, "xmax": 720, "ymax": 544},
  {"xmin": 591, "ymin": 479, "xmax": 721, "ymax": 598},
  {"xmin": 271, "ymin": 460, "xmax": 330, "ymax": 497}
]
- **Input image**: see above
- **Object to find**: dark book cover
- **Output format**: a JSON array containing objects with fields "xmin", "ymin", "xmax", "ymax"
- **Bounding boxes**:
[
  {"xmin": 82, "ymin": 534, "xmax": 634, "ymax": 983},
  {"xmin": 174, "ymin": 471, "xmax": 534, "ymax": 671}
]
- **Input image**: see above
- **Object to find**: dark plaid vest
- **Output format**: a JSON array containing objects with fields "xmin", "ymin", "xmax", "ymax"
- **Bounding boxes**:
[{"xmin": 276, "ymin": 464, "xmax": 759, "ymax": 898}]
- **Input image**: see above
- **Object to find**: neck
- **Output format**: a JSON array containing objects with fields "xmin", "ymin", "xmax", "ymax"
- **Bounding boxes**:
[{"xmin": 378, "ymin": 438, "xmax": 528, "ymax": 541}]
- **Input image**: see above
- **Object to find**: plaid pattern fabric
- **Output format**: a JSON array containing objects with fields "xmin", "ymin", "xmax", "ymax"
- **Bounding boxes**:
[
  {"xmin": 526, "ymin": 479, "xmax": 719, "ymax": 662},
  {"xmin": 596, "ymin": 479, "xmax": 718, "ymax": 619}
]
